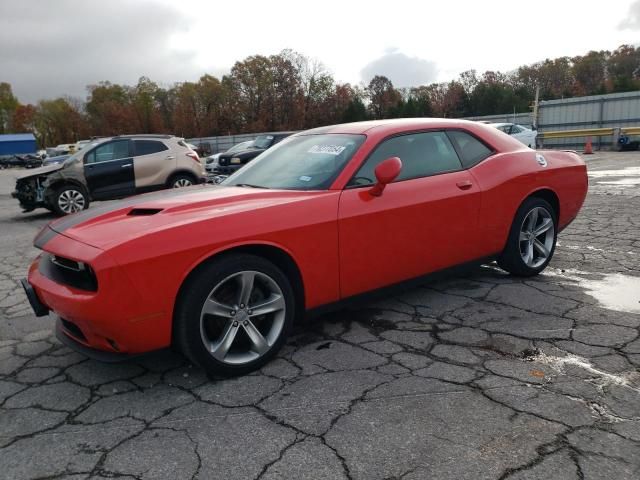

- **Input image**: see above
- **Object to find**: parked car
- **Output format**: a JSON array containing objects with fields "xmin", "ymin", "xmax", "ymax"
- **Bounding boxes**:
[
  {"xmin": 12, "ymin": 134, "xmax": 205, "ymax": 215},
  {"xmin": 42, "ymin": 154, "xmax": 70, "ymax": 166},
  {"xmin": 54, "ymin": 143, "xmax": 76, "ymax": 154},
  {"xmin": 0, "ymin": 154, "xmax": 42, "ymax": 169},
  {"xmin": 22, "ymin": 119, "xmax": 587, "ymax": 376},
  {"xmin": 75, "ymin": 140, "xmax": 92, "ymax": 151},
  {"xmin": 205, "ymin": 140, "xmax": 254, "ymax": 173},
  {"xmin": 490, "ymin": 123, "xmax": 537, "ymax": 148},
  {"xmin": 215, "ymin": 133, "xmax": 293, "ymax": 174}
]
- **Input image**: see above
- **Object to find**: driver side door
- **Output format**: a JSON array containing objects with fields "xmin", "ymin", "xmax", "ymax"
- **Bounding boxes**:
[
  {"xmin": 337, "ymin": 130, "xmax": 481, "ymax": 298},
  {"xmin": 84, "ymin": 139, "xmax": 135, "ymax": 199}
]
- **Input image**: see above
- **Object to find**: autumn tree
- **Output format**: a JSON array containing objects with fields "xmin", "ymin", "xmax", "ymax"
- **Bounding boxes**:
[
  {"xmin": 607, "ymin": 45, "xmax": 640, "ymax": 92},
  {"xmin": 12, "ymin": 104, "xmax": 36, "ymax": 132},
  {"xmin": 34, "ymin": 98, "xmax": 86, "ymax": 146},
  {"xmin": 572, "ymin": 51, "xmax": 608, "ymax": 96},
  {"xmin": 366, "ymin": 75, "xmax": 401, "ymax": 119},
  {"xmin": 86, "ymin": 82, "xmax": 136, "ymax": 135},
  {"xmin": 0, "ymin": 82, "xmax": 19, "ymax": 133}
]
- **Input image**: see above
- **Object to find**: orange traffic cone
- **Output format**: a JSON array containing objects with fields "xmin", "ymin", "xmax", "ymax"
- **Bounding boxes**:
[{"xmin": 584, "ymin": 136, "xmax": 593, "ymax": 154}]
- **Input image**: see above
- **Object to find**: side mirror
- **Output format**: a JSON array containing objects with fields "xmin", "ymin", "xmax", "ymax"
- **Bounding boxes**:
[{"xmin": 369, "ymin": 157, "xmax": 402, "ymax": 197}]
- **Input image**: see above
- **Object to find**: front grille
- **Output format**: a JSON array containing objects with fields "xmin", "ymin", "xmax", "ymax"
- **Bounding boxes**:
[
  {"xmin": 39, "ymin": 253, "xmax": 98, "ymax": 292},
  {"xmin": 61, "ymin": 318, "xmax": 87, "ymax": 342}
]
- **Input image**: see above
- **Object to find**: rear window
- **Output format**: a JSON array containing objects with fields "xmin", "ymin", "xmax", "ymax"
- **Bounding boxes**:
[
  {"xmin": 447, "ymin": 130, "xmax": 493, "ymax": 168},
  {"xmin": 134, "ymin": 140, "xmax": 168, "ymax": 156}
]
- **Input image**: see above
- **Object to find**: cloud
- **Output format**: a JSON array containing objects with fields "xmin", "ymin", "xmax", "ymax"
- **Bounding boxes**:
[
  {"xmin": 0, "ymin": 0, "xmax": 207, "ymax": 103},
  {"xmin": 361, "ymin": 49, "xmax": 437, "ymax": 88},
  {"xmin": 620, "ymin": 0, "xmax": 640, "ymax": 29}
]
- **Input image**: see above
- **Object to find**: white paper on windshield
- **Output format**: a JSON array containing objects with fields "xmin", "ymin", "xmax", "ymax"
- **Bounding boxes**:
[{"xmin": 307, "ymin": 145, "xmax": 346, "ymax": 155}]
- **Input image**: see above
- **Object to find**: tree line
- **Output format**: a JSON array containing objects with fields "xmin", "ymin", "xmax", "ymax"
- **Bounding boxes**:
[{"xmin": 0, "ymin": 45, "xmax": 638, "ymax": 148}]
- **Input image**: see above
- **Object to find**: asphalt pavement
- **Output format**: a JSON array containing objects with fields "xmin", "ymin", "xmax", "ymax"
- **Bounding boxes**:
[{"xmin": 0, "ymin": 152, "xmax": 639, "ymax": 479}]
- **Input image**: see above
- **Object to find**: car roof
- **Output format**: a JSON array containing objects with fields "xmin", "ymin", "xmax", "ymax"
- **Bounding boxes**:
[
  {"xmin": 112, "ymin": 134, "xmax": 175, "ymax": 139},
  {"xmin": 300, "ymin": 118, "xmax": 490, "ymax": 135}
]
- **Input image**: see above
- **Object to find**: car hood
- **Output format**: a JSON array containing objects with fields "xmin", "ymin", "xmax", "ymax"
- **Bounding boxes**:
[
  {"xmin": 44, "ymin": 185, "xmax": 330, "ymax": 250},
  {"xmin": 219, "ymin": 148, "xmax": 264, "ymax": 160},
  {"xmin": 17, "ymin": 163, "xmax": 65, "ymax": 179}
]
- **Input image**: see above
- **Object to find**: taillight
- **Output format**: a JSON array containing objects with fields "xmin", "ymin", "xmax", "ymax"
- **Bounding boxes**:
[{"xmin": 186, "ymin": 151, "xmax": 200, "ymax": 164}]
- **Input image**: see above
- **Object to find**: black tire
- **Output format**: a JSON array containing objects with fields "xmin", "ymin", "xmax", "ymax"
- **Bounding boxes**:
[
  {"xmin": 174, "ymin": 254, "xmax": 295, "ymax": 377},
  {"xmin": 497, "ymin": 197, "xmax": 557, "ymax": 277},
  {"xmin": 51, "ymin": 184, "xmax": 90, "ymax": 216},
  {"xmin": 168, "ymin": 173, "xmax": 196, "ymax": 189}
]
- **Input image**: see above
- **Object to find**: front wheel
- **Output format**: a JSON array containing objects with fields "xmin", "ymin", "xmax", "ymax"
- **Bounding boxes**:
[
  {"xmin": 497, "ymin": 197, "xmax": 557, "ymax": 276},
  {"xmin": 174, "ymin": 254, "xmax": 295, "ymax": 376},
  {"xmin": 51, "ymin": 185, "xmax": 90, "ymax": 216}
]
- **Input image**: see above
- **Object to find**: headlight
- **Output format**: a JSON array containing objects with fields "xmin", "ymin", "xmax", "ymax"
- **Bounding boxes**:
[{"xmin": 230, "ymin": 157, "xmax": 242, "ymax": 164}]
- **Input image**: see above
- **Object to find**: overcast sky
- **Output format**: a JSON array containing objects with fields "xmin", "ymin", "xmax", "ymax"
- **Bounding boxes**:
[{"xmin": 1, "ymin": 0, "xmax": 639, "ymax": 103}]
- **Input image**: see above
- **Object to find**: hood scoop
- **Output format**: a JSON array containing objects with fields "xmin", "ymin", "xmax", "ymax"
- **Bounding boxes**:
[{"xmin": 127, "ymin": 208, "xmax": 164, "ymax": 216}]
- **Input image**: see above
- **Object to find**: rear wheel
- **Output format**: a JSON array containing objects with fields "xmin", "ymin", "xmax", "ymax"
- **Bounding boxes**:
[
  {"xmin": 174, "ymin": 254, "xmax": 295, "ymax": 376},
  {"xmin": 51, "ymin": 185, "xmax": 89, "ymax": 216},
  {"xmin": 169, "ymin": 173, "xmax": 196, "ymax": 188},
  {"xmin": 497, "ymin": 197, "xmax": 557, "ymax": 276}
]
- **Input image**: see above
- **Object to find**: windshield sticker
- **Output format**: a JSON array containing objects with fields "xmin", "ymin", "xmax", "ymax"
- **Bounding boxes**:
[
  {"xmin": 299, "ymin": 175, "xmax": 312, "ymax": 182},
  {"xmin": 308, "ymin": 145, "xmax": 346, "ymax": 156}
]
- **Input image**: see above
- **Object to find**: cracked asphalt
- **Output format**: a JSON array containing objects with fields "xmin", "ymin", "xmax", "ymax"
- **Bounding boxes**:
[{"xmin": 1, "ymin": 152, "xmax": 639, "ymax": 480}]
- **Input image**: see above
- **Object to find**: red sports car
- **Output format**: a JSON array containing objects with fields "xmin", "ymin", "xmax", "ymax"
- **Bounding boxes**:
[{"xmin": 22, "ymin": 119, "xmax": 588, "ymax": 376}]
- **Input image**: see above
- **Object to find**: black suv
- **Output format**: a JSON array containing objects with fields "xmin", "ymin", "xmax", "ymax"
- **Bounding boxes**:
[{"xmin": 215, "ymin": 132, "xmax": 293, "ymax": 175}]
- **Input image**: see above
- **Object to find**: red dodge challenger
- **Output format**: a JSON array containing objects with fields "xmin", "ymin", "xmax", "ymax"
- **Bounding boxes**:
[{"xmin": 22, "ymin": 119, "xmax": 588, "ymax": 376}]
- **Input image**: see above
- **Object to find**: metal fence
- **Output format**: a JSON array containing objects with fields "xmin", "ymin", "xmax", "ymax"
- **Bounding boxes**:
[
  {"xmin": 189, "ymin": 90, "xmax": 640, "ymax": 153},
  {"xmin": 466, "ymin": 90, "xmax": 640, "ymax": 149},
  {"xmin": 188, "ymin": 133, "xmax": 260, "ymax": 156}
]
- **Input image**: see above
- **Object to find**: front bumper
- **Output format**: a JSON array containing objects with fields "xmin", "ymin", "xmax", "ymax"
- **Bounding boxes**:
[
  {"xmin": 26, "ymin": 235, "xmax": 173, "ymax": 356},
  {"xmin": 55, "ymin": 318, "xmax": 142, "ymax": 362},
  {"xmin": 213, "ymin": 165, "xmax": 242, "ymax": 175},
  {"xmin": 21, "ymin": 278, "xmax": 50, "ymax": 317}
]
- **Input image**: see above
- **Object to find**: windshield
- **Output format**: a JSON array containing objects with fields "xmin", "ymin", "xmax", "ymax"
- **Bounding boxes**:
[
  {"xmin": 228, "ymin": 141, "xmax": 252, "ymax": 154},
  {"xmin": 252, "ymin": 135, "xmax": 275, "ymax": 149},
  {"xmin": 62, "ymin": 140, "xmax": 105, "ymax": 166},
  {"xmin": 224, "ymin": 134, "xmax": 365, "ymax": 190}
]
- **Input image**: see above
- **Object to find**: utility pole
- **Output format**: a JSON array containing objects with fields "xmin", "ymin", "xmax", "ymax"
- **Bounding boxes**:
[{"xmin": 532, "ymin": 85, "xmax": 540, "ymax": 130}]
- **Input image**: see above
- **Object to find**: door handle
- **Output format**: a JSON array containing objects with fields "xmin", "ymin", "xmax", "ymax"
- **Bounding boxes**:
[
  {"xmin": 166, "ymin": 155, "xmax": 175, "ymax": 160},
  {"xmin": 456, "ymin": 180, "xmax": 473, "ymax": 190},
  {"xmin": 121, "ymin": 163, "xmax": 132, "ymax": 168}
]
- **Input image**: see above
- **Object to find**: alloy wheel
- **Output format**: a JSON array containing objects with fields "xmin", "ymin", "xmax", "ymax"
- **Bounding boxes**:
[
  {"xmin": 199, "ymin": 270, "xmax": 286, "ymax": 365},
  {"xmin": 519, "ymin": 206, "xmax": 554, "ymax": 268},
  {"xmin": 57, "ymin": 189, "xmax": 85, "ymax": 214},
  {"xmin": 173, "ymin": 178, "xmax": 193, "ymax": 188}
]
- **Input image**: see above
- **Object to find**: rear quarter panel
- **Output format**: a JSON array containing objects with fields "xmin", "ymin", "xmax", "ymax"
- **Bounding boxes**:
[{"xmin": 470, "ymin": 149, "xmax": 587, "ymax": 255}]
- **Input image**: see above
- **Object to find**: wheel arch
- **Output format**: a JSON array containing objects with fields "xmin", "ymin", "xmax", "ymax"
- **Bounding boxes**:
[
  {"xmin": 44, "ymin": 178, "xmax": 90, "ymax": 204},
  {"xmin": 166, "ymin": 169, "xmax": 198, "ymax": 186},
  {"xmin": 527, "ymin": 188, "xmax": 560, "ymax": 221},
  {"xmin": 172, "ymin": 243, "xmax": 306, "ymax": 340}
]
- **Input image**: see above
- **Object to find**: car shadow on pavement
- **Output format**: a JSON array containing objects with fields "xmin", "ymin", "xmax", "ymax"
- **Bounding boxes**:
[{"xmin": 9, "ymin": 211, "xmax": 57, "ymax": 223}]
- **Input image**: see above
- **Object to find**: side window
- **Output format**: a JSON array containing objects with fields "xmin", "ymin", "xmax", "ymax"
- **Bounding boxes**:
[
  {"xmin": 497, "ymin": 125, "xmax": 510, "ymax": 134},
  {"xmin": 447, "ymin": 130, "xmax": 493, "ymax": 169},
  {"xmin": 510, "ymin": 125, "xmax": 523, "ymax": 134},
  {"xmin": 134, "ymin": 140, "xmax": 168, "ymax": 156},
  {"xmin": 349, "ymin": 131, "xmax": 462, "ymax": 186},
  {"xmin": 85, "ymin": 140, "xmax": 130, "ymax": 164}
]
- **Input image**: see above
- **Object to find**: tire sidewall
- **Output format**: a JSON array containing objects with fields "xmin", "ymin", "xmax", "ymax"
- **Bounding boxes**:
[
  {"xmin": 501, "ymin": 197, "xmax": 557, "ymax": 276},
  {"xmin": 175, "ymin": 254, "xmax": 295, "ymax": 376}
]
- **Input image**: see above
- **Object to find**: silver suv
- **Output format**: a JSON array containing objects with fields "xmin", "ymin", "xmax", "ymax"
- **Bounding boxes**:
[{"xmin": 13, "ymin": 134, "xmax": 206, "ymax": 215}]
